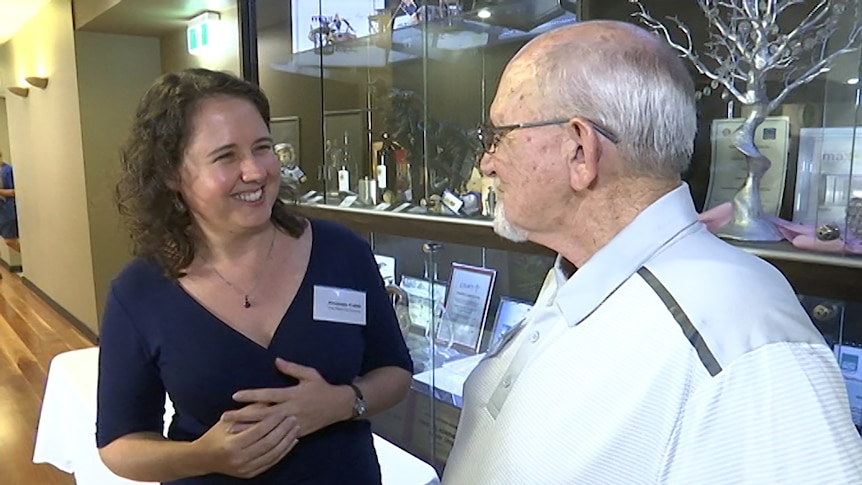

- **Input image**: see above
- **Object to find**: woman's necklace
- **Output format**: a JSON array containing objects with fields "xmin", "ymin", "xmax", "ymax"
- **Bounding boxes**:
[{"xmin": 210, "ymin": 226, "xmax": 277, "ymax": 309}]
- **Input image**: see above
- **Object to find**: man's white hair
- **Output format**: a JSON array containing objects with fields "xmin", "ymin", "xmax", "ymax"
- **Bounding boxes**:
[{"xmin": 532, "ymin": 22, "xmax": 697, "ymax": 178}]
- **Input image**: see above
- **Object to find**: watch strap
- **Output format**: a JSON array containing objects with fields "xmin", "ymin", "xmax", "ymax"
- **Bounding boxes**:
[
  {"xmin": 348, "ymin": 382, "xmax": 364, "ymax": 400},
  {"xmin": 348, "ymin": 382, "xmax": 366, "ymax": 418}
]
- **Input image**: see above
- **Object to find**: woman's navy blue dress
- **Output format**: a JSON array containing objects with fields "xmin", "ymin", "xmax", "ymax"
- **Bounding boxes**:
[{"xmin": 96, "ymin": 219, "xmax": 413, "ymax": 484}]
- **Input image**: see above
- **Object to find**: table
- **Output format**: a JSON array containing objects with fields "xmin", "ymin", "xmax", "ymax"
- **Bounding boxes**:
[
  {"xmin": 34, "ymin": 347, "xmax": 439, "ymax": 485},
  {"xmin": 412, "ymin": 353, "xmax": 484, "ymax": 408}
]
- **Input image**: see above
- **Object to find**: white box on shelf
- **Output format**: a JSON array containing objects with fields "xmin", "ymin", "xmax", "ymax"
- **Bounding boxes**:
[{"xmin": 793, "ymin": 127, "xmax": 862, "ymax": 227}]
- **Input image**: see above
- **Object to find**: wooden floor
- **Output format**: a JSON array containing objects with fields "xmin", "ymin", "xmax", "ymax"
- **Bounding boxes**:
[{"xmin": 0, "ymin": 266, "xmax": 96, "ymax": 485}]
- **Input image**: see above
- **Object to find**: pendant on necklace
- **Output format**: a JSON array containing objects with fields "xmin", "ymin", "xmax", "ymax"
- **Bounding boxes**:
[{"xmin": 244, "ymin": 295, "xmax": 251, "ymax": 309}]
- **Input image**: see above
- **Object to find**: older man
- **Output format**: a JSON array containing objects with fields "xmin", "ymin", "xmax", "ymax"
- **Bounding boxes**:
[{"xmin": 442, "ymin": 20, "xmax": 862, "ymax": 485}]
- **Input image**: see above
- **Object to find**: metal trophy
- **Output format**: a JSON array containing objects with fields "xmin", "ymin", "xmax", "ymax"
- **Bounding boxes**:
[{"xmin": 633, "ymin": 0, "xmax": 862, "ymax": 241}]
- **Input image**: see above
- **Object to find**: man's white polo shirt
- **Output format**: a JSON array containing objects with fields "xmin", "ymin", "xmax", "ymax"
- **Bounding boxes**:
[{"xmin": 441, "ymin": 184, "xmax": 862, "ymax": 485}]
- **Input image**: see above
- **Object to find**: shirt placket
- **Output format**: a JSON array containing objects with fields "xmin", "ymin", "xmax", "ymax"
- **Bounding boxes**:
[{"xmin": 486, "ymin": 302, "xmax": 568, "ymax": 418}]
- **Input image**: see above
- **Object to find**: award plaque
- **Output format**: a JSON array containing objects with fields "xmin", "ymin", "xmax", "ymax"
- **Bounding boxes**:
[
  {"xmin": 338, "ymin": 195, "xmax": 359, "ymax": 207},
  {"xmin": 436, "ymin": 263, "xmax": 497, "ymax": 353},
  {"xmin": 705, "ymin": 116, "xmax": 790, "ymax": 215},
  {"xmin": 400, "ymin": 275, "xmax": 446, "ymax": 331}
]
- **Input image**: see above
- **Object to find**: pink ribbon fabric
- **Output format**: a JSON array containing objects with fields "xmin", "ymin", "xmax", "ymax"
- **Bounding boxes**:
[{"xmin": 698, "ymin": 202, "xmax": 862, "ymax": 255}]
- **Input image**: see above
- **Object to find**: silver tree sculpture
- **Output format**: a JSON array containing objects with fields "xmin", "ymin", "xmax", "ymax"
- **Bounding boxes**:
[{"xmin": 632, "ymin": 0, "xmax": 862, "ymax": 241}]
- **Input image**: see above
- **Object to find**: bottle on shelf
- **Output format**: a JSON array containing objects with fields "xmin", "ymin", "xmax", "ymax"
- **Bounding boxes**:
[
  {"xmin": 323, "ymin": 139, "xmax": 340, "ymax": 196},
  {"xmin": 376, "ymin": 132, "xmax": 398, "ymax": 199},
  {"xmin": 407, "ymin": 156, "xmax": 426, "ymax": 204},
  {"xmin": 358, "ymin": 176, "xmax": 377, "ymax": 205},
  {"xmin": 338, "ymin": 165, "xmax": 351, "ymax": 193},
  {"xmin": 342, "ymin": 131, "xmax": 362, "ymax": 181}
]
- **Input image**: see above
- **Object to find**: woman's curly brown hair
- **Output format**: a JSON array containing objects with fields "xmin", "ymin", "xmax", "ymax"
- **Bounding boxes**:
[{"xmin": 116, "ymin": 68, "xmax": 306, "ymax": 280}]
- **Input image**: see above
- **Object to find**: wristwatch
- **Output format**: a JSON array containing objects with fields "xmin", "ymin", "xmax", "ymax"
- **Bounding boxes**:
[{"xmin": 348, "ymin": 383, "xmax": 367, "ymax": 419}]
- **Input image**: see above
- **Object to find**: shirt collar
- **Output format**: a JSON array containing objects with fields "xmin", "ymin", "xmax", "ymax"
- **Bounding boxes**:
[{"xmin": 551, "ymin": 183, "xmax": 700, "ymax": 327}]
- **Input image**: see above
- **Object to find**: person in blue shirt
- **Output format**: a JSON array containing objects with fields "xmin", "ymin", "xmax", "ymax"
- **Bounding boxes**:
[
  {"xmin": 0, "ymin": 150, "xmax": 19, "ymax": 253},
  {"xmin": 96, "ymin": 68, "xmax": 413, "ymax": 484}
]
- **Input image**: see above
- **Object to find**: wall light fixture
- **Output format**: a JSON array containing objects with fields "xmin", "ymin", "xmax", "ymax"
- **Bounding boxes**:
[
  {"xmin": 25, "ymin": 76, "xmax": 49, "ymax": 89},
  {"xmin": 7, "ymin": 86, "xmax": 29, "ymax": 98}
]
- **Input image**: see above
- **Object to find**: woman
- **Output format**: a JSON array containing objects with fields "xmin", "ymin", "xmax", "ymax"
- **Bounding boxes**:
[{"xmin": 96, "ymin": 68, "xmax": 413, "ymax": 484}]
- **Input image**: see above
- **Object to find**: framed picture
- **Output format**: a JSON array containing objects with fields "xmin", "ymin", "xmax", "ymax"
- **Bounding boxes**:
[
  {"xmin": 270, "ymin": 116, "xmax": 301, "ymax": 166},
  {"xmin": 834, "ymin": 344, "xmax": 862, "ymax": 428},
  {"xmin": 487, "ymin": 297, "xmax": 533, "ymax": 351},
  {"xmin": 400, "ymin": 275, "xmax": 447, "ymax": 331},
  {"xmin": 436, "ymin": 263, "xmax": 497, "ymax": 354}
]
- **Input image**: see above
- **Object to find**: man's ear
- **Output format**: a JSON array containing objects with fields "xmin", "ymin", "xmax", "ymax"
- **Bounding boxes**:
[{"xmin": 564, "ymin": 118, "xmax": 601, "ymax": 191}]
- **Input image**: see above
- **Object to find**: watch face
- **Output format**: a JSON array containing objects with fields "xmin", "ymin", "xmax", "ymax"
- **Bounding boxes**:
[{"xmin": 355, "ymin": 398, "xmax": 367, "ymax": 417}]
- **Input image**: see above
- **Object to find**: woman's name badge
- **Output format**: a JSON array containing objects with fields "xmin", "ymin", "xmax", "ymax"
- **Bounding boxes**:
[{"xmin": 313, "ymin": 286, "xmax": 366, "ymax": 325}]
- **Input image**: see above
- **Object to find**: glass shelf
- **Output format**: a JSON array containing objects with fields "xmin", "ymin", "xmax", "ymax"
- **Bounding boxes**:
[
  {"xmin": 291, "ymin": 199, "xmax": 862, "ymax": 271},
  {"xmin": 729, "ymin": 240, "xmax": 862, "ymax": 270}
]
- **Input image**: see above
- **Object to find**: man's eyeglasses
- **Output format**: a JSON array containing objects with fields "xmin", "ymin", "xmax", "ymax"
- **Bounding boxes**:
[{"xmin": 474, "ymin": 117, "xmax": 620, "ymax": 155}]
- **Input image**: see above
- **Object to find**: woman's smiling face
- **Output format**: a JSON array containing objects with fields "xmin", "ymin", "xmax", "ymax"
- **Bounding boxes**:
[{"xmin": 178, "ymin": 95, "xmax": 279, "ymax": 236}]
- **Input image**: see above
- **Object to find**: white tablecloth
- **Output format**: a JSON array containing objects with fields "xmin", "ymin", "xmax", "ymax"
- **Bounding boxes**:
[{"xmin": 34, "ymin": 347, "xmax": 439, "ymax": 485}]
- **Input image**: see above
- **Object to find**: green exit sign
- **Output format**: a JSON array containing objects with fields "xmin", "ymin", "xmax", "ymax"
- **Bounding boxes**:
[{"xmin": 187, "ymin": 12, "xmax": 219, "ymax": 56}]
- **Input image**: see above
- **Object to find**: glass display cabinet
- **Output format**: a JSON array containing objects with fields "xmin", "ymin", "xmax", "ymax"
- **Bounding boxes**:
[
  {"xmin": 248, "ymin": 0, "xmax": 862, "ymax": 473},
  {"xmin": 256, "ymin": 0, "xmax": 581, "ymax": 218},
  {"xmin": 362, "ymin": 233, "xmax": 553, "ymax": 470}
]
